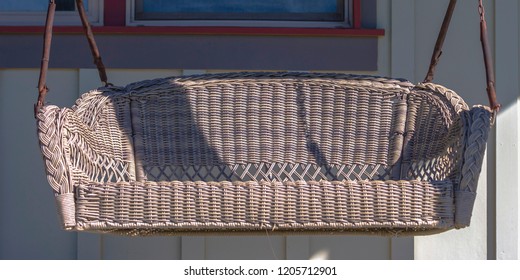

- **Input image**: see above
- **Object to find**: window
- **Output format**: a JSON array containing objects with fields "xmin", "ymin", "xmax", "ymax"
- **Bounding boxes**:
[
  {"xmin": 0, "ymin": 0, "xmax": 102, "ymax": 26},
  {"xmin": 0, "ymin": 0, "xmax": 382, "ymax": 71},
  {"xmin": 129, "ymin": 0, "xmax": 352, "ymax": 28}
]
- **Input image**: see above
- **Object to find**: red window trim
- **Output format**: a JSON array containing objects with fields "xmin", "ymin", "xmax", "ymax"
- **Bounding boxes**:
[
  {"xmin": 0, "ymin": 26, "xmax": 383, "ymax": 36},
  {"xmin": 0, "ymin": 0, "xmax": 384, "ymax": 37},
  {"xmin": 352, "ymin": 0, "xmax": 362, "ymax": 29},
  {"xmin": 104, "ymin": 0, "xmax": 126, "ymax": 26}
]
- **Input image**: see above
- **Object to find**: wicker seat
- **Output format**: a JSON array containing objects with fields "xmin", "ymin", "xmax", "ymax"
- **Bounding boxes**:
[{"xmin": 36, "ymin": 72, "xmax": 491, "ymax": 235}]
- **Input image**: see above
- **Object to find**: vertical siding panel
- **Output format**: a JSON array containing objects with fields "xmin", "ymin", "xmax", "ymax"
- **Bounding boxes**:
[
  {"xmin": 388, "ymin": 0, "xmax": 416, "ymax": 260},
  {"xmin": 181, "ymin": 237, "xmax": 205, "ymax": 260},
  {"xmin": 495, "ymin": 0, "xmax": 519, "ymax": 260},
  {"xmin": 286, "ymin": 236, "xmax": 310, "ymax": 260},
  {"xmin": 77, "ymin": 233, "xmax": 102, "ymax": 260},
  {"xmin": 105, "ymin": 69, "xmax": 183, "ymax": 86},
  {"xmin": 0, "ymin": 69, "xmax": 78, "ymax": 259},
  {"xmin": 391, "ymin": 0, "xmax": 416, "ymax": 81},
  {"xmin": 102, "ymin": 235, "xmax": 182, "ymax": 260},
  {"xmin": 413, "ymin": 0, "xmax": 492, "ymax": 259},
  {"xmin": 204, "ymin": 236, "xmax": 285, "ymax": 260},
  {"xmin": 309, "ymin": 236, "xmax": 389, "ymax": 260}
]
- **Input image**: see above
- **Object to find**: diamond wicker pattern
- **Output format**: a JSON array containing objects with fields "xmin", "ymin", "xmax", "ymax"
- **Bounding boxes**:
[{"xmin": 36, "ymin": 73, "xmax": 491, "ymax": 235}]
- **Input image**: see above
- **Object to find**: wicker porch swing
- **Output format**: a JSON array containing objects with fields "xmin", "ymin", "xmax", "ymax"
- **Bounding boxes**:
[{"xmin": 35, "ymin": 0, "xmax": 499, "ymax": 235}]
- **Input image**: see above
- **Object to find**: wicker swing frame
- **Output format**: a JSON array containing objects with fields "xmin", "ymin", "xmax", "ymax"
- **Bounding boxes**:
[{"xmin": 35, "ymin": 0, "xmax": 498, "ymax": 236}]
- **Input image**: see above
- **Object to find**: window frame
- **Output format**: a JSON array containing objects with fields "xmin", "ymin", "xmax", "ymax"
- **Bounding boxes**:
[
  {"xmin": 126, "ymin": 0, "xmax": 353, "ymax": 28},
  {"xmin": 0, "ymin": 0, "xmax": 383, "ymax": 71},
  {"xmin": 0, "ymin": 0, "xmax": 386, "ymax": 37},
  {"xmin": 0, "ymin": 0, "xmax": 103, "ymax": 26}
]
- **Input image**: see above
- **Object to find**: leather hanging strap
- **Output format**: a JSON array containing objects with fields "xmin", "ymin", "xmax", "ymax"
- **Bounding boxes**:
[
  {"xmin": 35, "ymin": 0, "xmax": 56, "ymax": 118},
  {"xmin": 423, "ymin": 0, "xmax": 457, "ymax": 84},
  {"xmin": 76, "ymin": 0, "xmax": 109, "ymax": 86},
  {"xmin": 424, "ymin": 0, "xmax": 500, "ymax": 112},
  {"xmin": 478, "ymin": 0, "xmax": 500, "ymax": 112},
  {"xmin": 35, "ymin": 0, "xmax": 109, "ymax": 118}
]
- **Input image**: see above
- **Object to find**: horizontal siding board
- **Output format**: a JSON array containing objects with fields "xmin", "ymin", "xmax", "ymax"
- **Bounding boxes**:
[{"xmin": 0, "ymin": 34, "xmax": 378, "ymax": 71}]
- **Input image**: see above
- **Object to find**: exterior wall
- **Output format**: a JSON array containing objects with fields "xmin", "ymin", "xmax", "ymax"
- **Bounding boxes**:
[
  {"xmin": 0, "ymin": 69, "xmax": 78, "ymax": 259},
  {"xmin": 405, "ymin": 0, "xmax": 519, "ymax": 260},
  {"xmin": 0, "ymin": 34, "xmax": 378, "ymax": 71},
  {"xmin": 494, "ymin": 0, "xmax": 520, "ymax": 260},
  {"xmin": 1, "ymin": 0, "xmax": 518, "ymax": 259},
  {"xmin": 390, "ymin": 0, "xmax": 493, "ymax": 260}
]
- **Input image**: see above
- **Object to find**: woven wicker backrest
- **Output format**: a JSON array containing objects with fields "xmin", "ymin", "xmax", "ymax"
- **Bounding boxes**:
[
  {"xmin": 132, "ymin": 74, "xmax": 409, "ymax": 182},
  {"xmin": 59, "ymin": 73, "xmax": 465, "ymax": 185}
]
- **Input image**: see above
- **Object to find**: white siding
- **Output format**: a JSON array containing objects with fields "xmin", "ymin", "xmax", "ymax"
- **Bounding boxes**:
[
  {"xmin": 406, "ymin": 0, "xmax": 492, "ymax": 260},
  {"xmin": 495, "ymin": 0, "xmax": 520, "ymax": 260},
  {"xmin": 403, "ymin": 0, "xmax": 519, "ymax": 260},
  {"xmin": 0, "ymin": 69, "xmax": 78, "ymax": 259}
]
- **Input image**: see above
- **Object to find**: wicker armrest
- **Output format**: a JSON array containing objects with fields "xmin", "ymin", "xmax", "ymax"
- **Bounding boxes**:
[
  {"xmin": 455, "ymin": 106, "xmax": 491, "ymax": 228},
  {"xmin": 37, "ymin": 106, "xmax": 76, "ymax": 228},
  {"xmin": 37, "ymin": 106, "xmax": 72, "ymax": 196},
  {"xmin": 38, "ymin": 99, "xmax": 136, "ymax": 229},
  {"xmin": 64, "ymin": 104, "xmax": 135, "ymax": 185}
]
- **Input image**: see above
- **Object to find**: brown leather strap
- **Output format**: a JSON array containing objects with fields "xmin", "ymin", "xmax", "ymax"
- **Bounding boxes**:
[
  {"xmin": 35, "ymin": 0, "xmax": 56, "ymax": 118},
  {"xmin": 35, "ymin": 0, "xmax": 109, "ymax": 118},
  {"xmin": 76, "ymin": 0, "xmax": 109, "ymax": 86},
  {"xmin": 478, "ymin": 0, "xmax": 500, "ymax": 112},
  {"xmin": 425, "ymin": 0, "xmax": 500, "ymax": 112},
  {"xmin": 423, "ymin": 0, "xmax": 457, "ymax": 84}
]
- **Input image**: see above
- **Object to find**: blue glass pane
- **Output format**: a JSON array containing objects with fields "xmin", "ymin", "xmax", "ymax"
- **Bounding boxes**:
[
  {"xmin": 56, "ymin": 0, "xmax": 76, "ymax": 11},
  {"xmin": 0, "ymin": 0, "xmax": 48, "ymax": 11},
  {"xmin": 142, "ymin": 0, "xmax": 338, "ymax": 14},
  {"xmin": 0, "ymin": 0, "xmax": 87, "ymax": 12}
]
